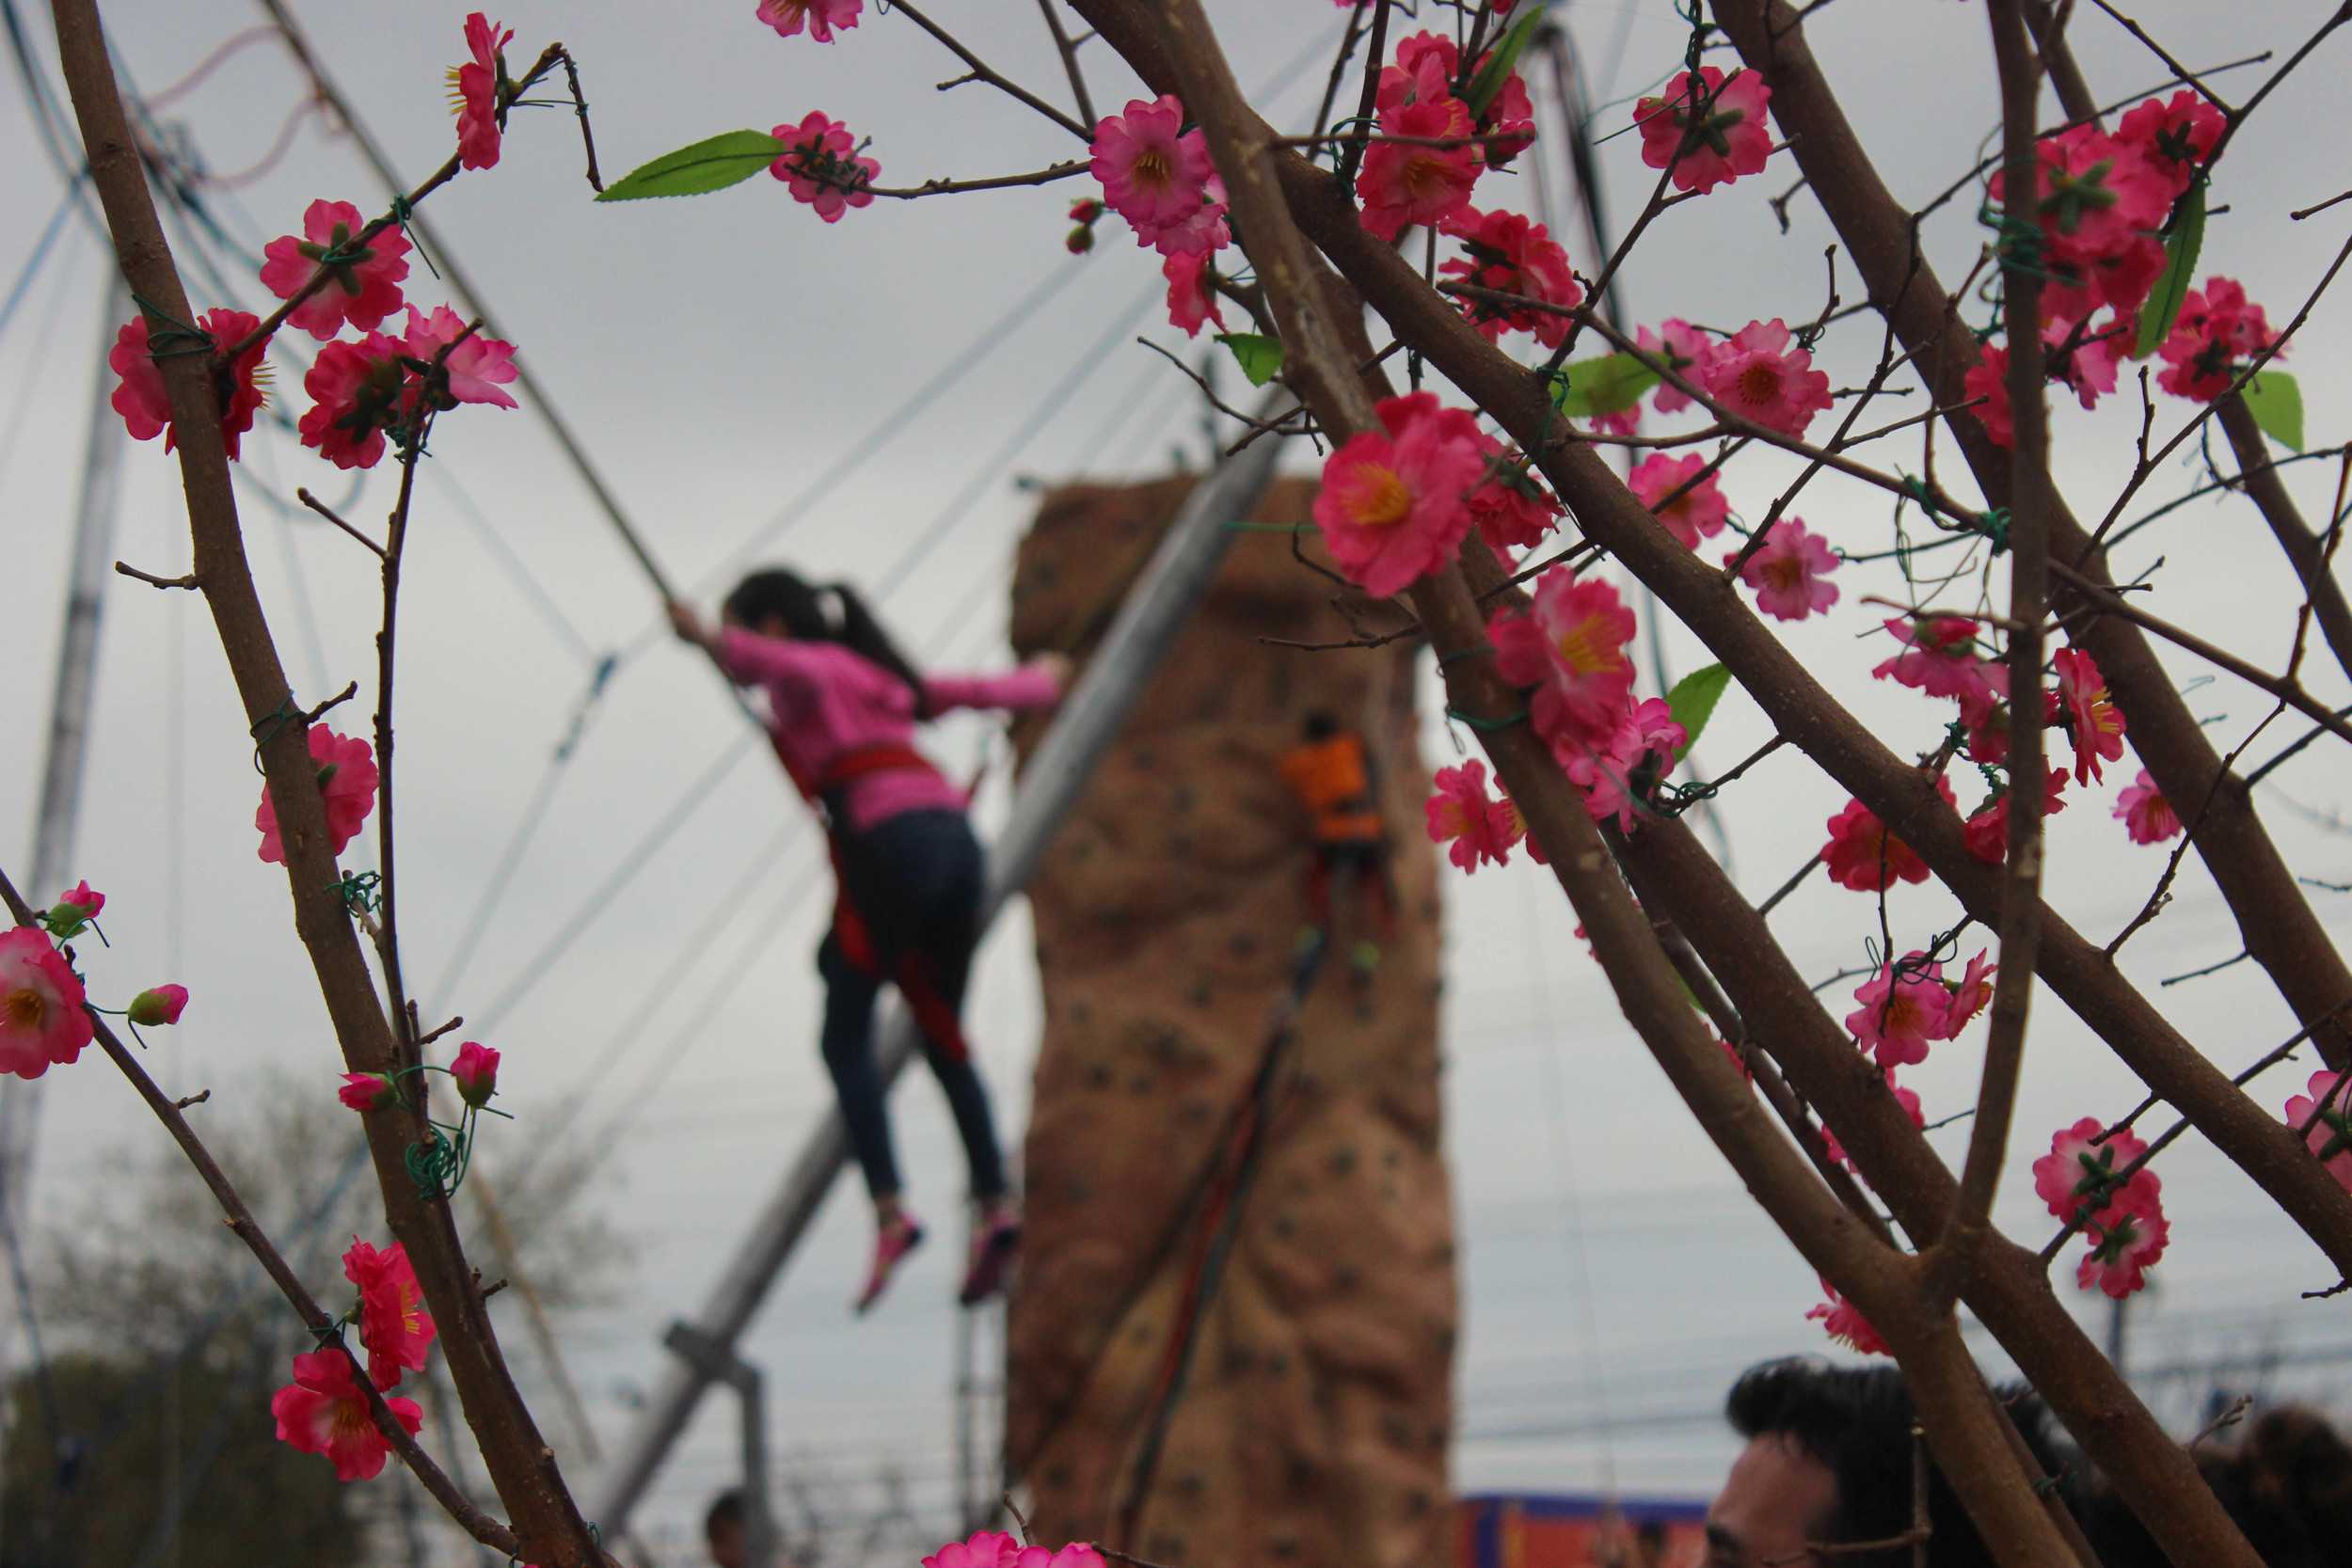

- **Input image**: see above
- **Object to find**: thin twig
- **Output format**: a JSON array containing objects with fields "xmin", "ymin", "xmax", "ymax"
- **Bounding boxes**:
[
  {"xmin": 115, "ymin": 562, "xmax": 201, "ymax": 590},
  {"xmin": 297, "ymin": 485, "xmax": 386, "ymax": 557}
]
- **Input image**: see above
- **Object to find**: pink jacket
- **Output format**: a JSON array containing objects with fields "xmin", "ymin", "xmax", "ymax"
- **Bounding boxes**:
[{"xmin": 716, "ymin": 628, "xmax": 1059, "ymax": 832}]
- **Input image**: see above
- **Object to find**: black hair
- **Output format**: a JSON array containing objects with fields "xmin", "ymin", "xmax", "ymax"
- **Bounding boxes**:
[
  {"xmin": 1302, "ymin": 710, "xmax": 1341, "ymax": 741},
  {"xmin": 723, "ymin": 567, "xmax": 933, "ymax": 717},
  {"xmin": 1724, "ymin": 1358, "xmax": 2069, "ymax": 1568},
  {"xmin": 705, "ymin": 1487, "xmax": 745, "ymax": 1538},
  {"xmin": 2084, "ymin": 1405, "xmax": 2352, "ymax": 1568}
]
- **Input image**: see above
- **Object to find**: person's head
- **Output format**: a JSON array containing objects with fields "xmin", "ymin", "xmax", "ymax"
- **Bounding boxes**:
[
  {"xmin": 2085, "ymin": 1404, "xmax": 2352, "ymax": 1568},
  {"xmin": 705, "ymin": 1487, "xmax": 747, "ymax": 1568},
  {"xmin": 1302, "ymin": 710, "xmax": 1341, "ymax": 742},
  {"xmin": 1710, "ymin": 1358, "xmax": 2064, "ymax": 1568},
  {"xmin": 723, "ymin": 566, "xmax": 930, "ymax": 715}
]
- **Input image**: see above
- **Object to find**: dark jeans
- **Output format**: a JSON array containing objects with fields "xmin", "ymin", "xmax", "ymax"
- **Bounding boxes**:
[{"xmin": 818, "ymin": 808, "xmax": 1008, "ymax": 1204}]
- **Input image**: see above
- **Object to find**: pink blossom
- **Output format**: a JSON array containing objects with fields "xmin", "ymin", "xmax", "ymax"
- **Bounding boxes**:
[
  {"xmin": 1310, "ymin": 391, "xmax": 1487, "ymax": 597},
  {"xmin": 1697, "ymin": 319, "xmax": 1832, "ymax": 438},
  {"xmin": 1821, "ymin": 780, "xmax": 1950, "ymax": 892},
  {"xmin": 2032, "ymin": 1116, "xmax": 2150, "ymax": 1223},
  {"xmin": 755, "ymin": 0, "xmax": 861, "ymax": 43},
  {"xmin": 344, "ymin": 1237, "xmax": 437, "ymax": 1388},
  {"xmin": 1376, "ymin": 31, "xmax": 1534, "ymax": 164},
  {"xmin": 923, "ymin": 1531, "xmax": 1022, "ymax": 1568},
  {"xmin": 2051, "ymin": 647, "xmax": 2126, "ymax": 785},
  {"xmin": 2158, "ymin": 277, "xmax": 2280, "ymax": 403},
  {"xmin": 1992, "ymin": 125, "xmax": 2173, "ymax": 319},
  {"xmin": 451, "ymin": 1041, "xmax": 501, "ymax": 1107},
  {"xmin": 450, "ymin": 13, "xmax": 511, "ymax": 171},
  {"xmin": 1805, "ymin": 1275, "xmax": 1887, "ymax": 1356},
  {"xmin": 1639, "ymin": 319, "xmax": 1709, "ymax": 414},
  {"xmin": 399, "ymin": 304, "xmax": 519, "ymax": 411},
  {"xmin": 2076, "ymin": 1174, "xmax": 2169, "ymax": 1299},
  {"xmin": 1565, "ymin": 697, "xmax": 1686, "ymax": 834},
  {"xmin": 1491, "ymin": 570, "xmax": 1639, "ymax": 752},
  {"xmin": 1627, "ymin": 453, "xmax": 1729, "ymax": 550},
  {"xmin": 1090, "ymin": 96, "xmax": 1215, "ymax": 249},
  {"xmin": 1871, "ymin": 615, "xmax": 2008, "ymax": 727},
  {"xmin": 1845, "ymin": 958, "xmax": 1949, "ymax": 1069},
  {"xmin": 257, "ymin": 727, "xmax": 380, "ymax": 863},
  {"xmin": 1357, "ymin": 92, "xmax": 1483, "ymax": 243},
  {"xmin": 2283, "ymin": 1069, "xmax": 2352, "ymax": 1194},
  {"xmin": 1821, "ymin": 1069, "xmax": 1924, "ymax": 1172},
  {"xmin": 1466, "ymin": 435, "xmax": 1563, "ymax": 552},
  {"xmin": 769, "ymin": 112, "xmax": 879, "ymax": 223},
  {"xmin": 2112, "ymin": 768, "xmax": 2181, "ymax": 846},
  {"xmin": 1162, "ymin": 250, "xmax": 1224, "ymax": 339},
  {"xmin": 2116, "ymin": 89, "xmax": 2224, "ymax": 198},
  {"xmin": 43, "ymin": 879, "xmax": 103, "ymax": 937},
  {"xmin": 1963, "ymin": 768, "xmax": 2068, "ymax": 866},
  {"xmin": 0, "ymin": 927, "xmax": 93, "ymax": 1081},
  {"xmin": 1634, "ymin": 66, "xmax": 1772, "ymax": 196},
  {"xmin": 341, "ymin": 1072, "xmax": 397, "ymax": 1113},
  {"xmin": 1426, "ymin": 759, "xmax": 1525, "ymax": 873},
  {"xmin": 2047, "ymin": 312, "xmax": 2128, "ymax": 410},
  {"xmin": 1013, "ymin": 1546, "xmax": 1107, "ymax": 1568},
  {"xmin": 127, "ymin": 985, "xmax": 190, "ymax": 1027},
  {"xmin": 259, "ymin": 199, "xmax": 411, "ymax": 341},
  {"xmin": 1938, "ymin": 949, "xmax": 1998, "ymax": 1039},
  {"xmin": 270, "ymin": 1348, "xmax": 422, "ymax": 1481},
  {"xmin": 1964, "ymin": 343, "xmax": 2013, "ymax": 450},
  {"xmin": 1438, "ymin": 207, "xmax": 1582, "ymax": 348},
  {"xmin": 296, "ymin": 330, "xmax": 409, "ymax": 471},
  {"xmin": 1725, "ymin": 518, "xmax": 1839, "ymax": 621},
  {"xmin": 109, "ymin": 309, "xmax": 271, "ymax": 461}
]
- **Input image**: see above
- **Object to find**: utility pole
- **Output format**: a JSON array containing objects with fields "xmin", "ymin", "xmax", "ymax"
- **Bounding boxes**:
[{"xmin": 588, "ymin": 395, "xmax": 1292, "ymax": 1543}]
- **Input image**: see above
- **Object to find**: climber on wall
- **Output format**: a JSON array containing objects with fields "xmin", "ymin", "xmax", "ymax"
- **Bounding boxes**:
[
  {"xmin": 668, "ymin": 570, "xmax": 1070, "ymax": 1314},
  {"xmin": 1275, "ymin": 710, "xmax": 1398, "ymax": 993}
]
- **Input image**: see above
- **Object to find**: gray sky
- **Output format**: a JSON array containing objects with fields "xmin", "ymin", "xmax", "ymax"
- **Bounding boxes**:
[{"xmin": 8, "ymin": 0, "xmax": 2352, "ymax": 1560}]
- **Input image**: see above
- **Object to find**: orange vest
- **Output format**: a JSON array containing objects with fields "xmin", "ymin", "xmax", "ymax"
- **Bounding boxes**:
[{"xmin": 1277, "ymin": 735, "xmax": 1383, "ymax": 844}]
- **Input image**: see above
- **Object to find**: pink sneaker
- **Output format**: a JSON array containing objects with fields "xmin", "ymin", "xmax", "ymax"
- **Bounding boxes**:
[
  {"xmin": 854, "ymin": 1212, "xmax": 924, "ymax": 1316},
  {"xmin": 958, "ymin": 1207, "xmax": 1021, "ymax": 1307}
]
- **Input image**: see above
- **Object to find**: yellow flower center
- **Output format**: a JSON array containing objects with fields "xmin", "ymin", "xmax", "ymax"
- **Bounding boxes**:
[
  {"xmin": 330, "ymin": 1397, "xmax": 371, "ymax": 1441},
  {"xmin": 1762, "ymin": 555, "xmax": 1805, "ymax": 593},
  {"xmin": 2, "ymin": 987, "xmax": 43, "ymax": 1034},
  {"xmin": 1554, "ymin": 613, "xmax": 1627, "ymax": 677},
  {"xmin": 1131, "ymin": 149, "xmax": 1171, "ymax": 191},
  {"xmin": 1346, "ymin": 465, "xmax": 1415, "ymax": 529},
  {"xmin": 1402, "ymin": 152, "xmax": 1454, "ymax": 199}
]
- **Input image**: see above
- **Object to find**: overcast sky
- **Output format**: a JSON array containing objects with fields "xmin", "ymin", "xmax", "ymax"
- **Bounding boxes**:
[{"xmin": 8, "ymin": 0, "xmax": 2352, "ymax": 1560}]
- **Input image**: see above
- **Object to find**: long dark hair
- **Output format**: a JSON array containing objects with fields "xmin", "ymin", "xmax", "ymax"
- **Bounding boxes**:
[{"xmin": 723, "ymin": 567, "xmax": 933, "ymax": 716}]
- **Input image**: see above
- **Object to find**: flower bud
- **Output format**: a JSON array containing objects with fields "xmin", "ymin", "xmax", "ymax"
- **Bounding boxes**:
[
  {"xmin": 128, "ymin": 984, "xmax": 189, "ymax": 1027},
  {"xmin": 450, "ymin": 1040, "xmax": 501, "ymax": 1108},
  {"xmin": 1065, "ymin": 225, "xmax": 1095, "ymax": 255},
  {"xmin": 339, "ymin": 1071, "xmax": 396, "ymax": 1113},
  {"xmin": 1067, "ymin": 198, "xmax": 1103, "ymax": 225}
]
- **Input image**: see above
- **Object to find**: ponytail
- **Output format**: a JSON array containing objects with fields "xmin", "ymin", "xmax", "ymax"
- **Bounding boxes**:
[
  {"xmin": 828, "ymin": 581, "xmax": 934, "ymax": 719},
  {"xmin": 723, "ymin": 566, "xmax": 933, "ymax": 717}
]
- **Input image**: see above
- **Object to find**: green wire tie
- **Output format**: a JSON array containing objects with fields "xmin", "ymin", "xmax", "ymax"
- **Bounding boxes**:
[
  {"xmin": 1446, "ymin": 705, "xmax": 1529, "ymax": 732},
  {"xmin": 1898, "ymin": 475, "xmax": 2010, "ymax": 556},
  {"xmin": 405, "ymin": 1123, "xmax": 468, "ymax": 1203},
  {"xmin": 328, "ymin": 871, "xmax": 383, "ymax": 914},
  {"xmin": 249, "ymin": 693, "xmax": 303, "ymax": 774},
  {"xmin": 1976, "ymin": 201, "xmax": 2052, "ymax": 283},
  {"xmin": 130, "ymin": 291, "xmax": 214, "ymax": 358}
]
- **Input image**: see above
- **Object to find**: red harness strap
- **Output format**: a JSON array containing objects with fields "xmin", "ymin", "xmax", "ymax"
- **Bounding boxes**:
[{"xmin": 772, "ymin": 736, "xmax": 973, "ymax": 1062}]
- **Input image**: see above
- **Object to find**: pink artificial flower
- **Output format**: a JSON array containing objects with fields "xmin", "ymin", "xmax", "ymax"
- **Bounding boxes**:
[
  {"xmin": 1438, "ymin": 207, "xmax": 1583, "ymax": 348},
  {"xmin": 2157, "ymin": 277, "xmax": 2280, "ymax": 403},
  {"xmin": 770, "ymin": 112, "xmax": 879, "ymax": 223},
  {"xmin": 2050, "ymin": 647, "xmax": 2126, "ymax": 785},
  {"xmin": 1465, "ymin": 434, "xmax": 1563, "ymax": 552},
  {"xmin": 344, "ymin": 1237, "xmax": 437, "ymax": 1387},
  {"xmin": 1311, "ymin": 391, "xmax": 1487, "ymax": 596},
  {"xmin": 1013, "ymin": 1546, "xmax": 1106, "ymax": 1568},
  {"xmin": 1162, "ymin": 250, "xmax": 1224, "ymax": 339},
  {"xmin": 1376, "ymin": 30, "xmax": 1534, "ymax": 164},
  {"xmin": 1991, "ymin": 124, "xmax": 2172, "ymax": 319},
  {"xmin": 2047, "ymin": 312, "xmax": 2128, "ymax": 410},
  {"xmin": 1725, "ymin": 519, "xmax": 1839, "ymax": 621},
  {"xmin": 270, "ymin": 1348, "xmax": 422, "ymax": 1481},
  {"xmin": 1938, "ymin": 949, "xmax": 1998, "ymax": 1039},
  {"xmin": 1963, "ymin": 768, "xmax": 2068, "ymax": 866},
  {"xmin": 755, "ymin": 0, "xmax": 861, "ymax": 43},
  {"xmin": 1565, "ymin": 697, "xmax": 1685, "ymax": 834},
  {"xmin": 1426, "ymin": 758, "xmax": 1526, "ymax": 873},
  {"xmin": 127, "ymin": 985, "xmax": 190, "ymax": 1027},
  {"xmin": 1634, "ymin": 66, "xmax": 1772, "ymax": 195},
  {"xmin": 109, "ymin": 309, "xmax": 270, "ymax": 461},
  {"xmin": 1639, "ymin": 319, "xmax": 1709, "ymax": 415},
  {"xmin": 340, "ymin": 1071, "xmax": 397, "ymax": 1113},
  {"xmin": 1491, "ymin": 569, "xmax": 1639, "ymax": 752},
  {"xmin": 450, "ymin": 13, "xmax": 512, "ymax": 171},
  {"xmin": 1820, "ymin": 1069, "xmax": 1924, "ymax": 1172},
  {"xmin": 259, "ymin": 199, "xmax": 412, "ymax": 341},
  {"xmin": 1089, "ymin": 96, "xmax": 1216, "ymax": 250},
  {"xmin": 1965, "ymin": 343, "xmax": 2013, "ymax": 450},
  {"xmin": 297, "ymin": 330, "xmax": 409, "ymax": 471},
  {"xmin": 2033, "ymin": 1116, "xmax": 2150, "ymax": 1223},
  {"xmin": 1697, "ymin": 319, "xmax": 1832, "ymax": 438},
  {"xmin": 398, "ymin": 303, "xmax": 518, "ymax": 412},
  {"xmin": 1846, "ymin": 958, "xmax": 1949, "ymax": 1069},
  {"xmin": 257, "ymin": 726, "xmax": 380, "ymax": 864},
  {"xmin": 1805, "ymin": 1275, "xmax": 1887, "ymax": 1356},
  {"xmin": 2283, "ymin": 1069, "xmax": 2352, "ymax": 1194},
  {"xmin": 1871, "ymin": 616, "xmax": 2008, "ymax": 727},
  {"xmin": 1821, "ymin": 779, "xmax": 1950, "ymax": 892},
  {"xmin": 0, "ymin": 927, "xmax": 94, "ymax": 1081},
  {"xmin": 450, "ymin": 1040, "xmax": 501, "ymax": 1106},
  {"xmin": 2115, "ymin": 89, "xmax": 2224, "ymax": 199},
  {"xmin": 2077, "ymin": 1174, "xmax": 2169, "ymax": 1298},
  {"xmin": 923, "ymin": 1530, "xmax": 1022, "ymax": 1568},
  {"xmin": 2113, "ymin": 768, "xmax": 2182, "ymax": 845},
  {"xmin": 44, "ymin": 879, "xmax": 103, "ymax": 937},
  {"xmin": 1357, "ymin": 91, "xmax": 1483, "ymax": 243},
  {"xmin": 1627, "ymin": 452, "xmax": 1729, "ymax": 550}
]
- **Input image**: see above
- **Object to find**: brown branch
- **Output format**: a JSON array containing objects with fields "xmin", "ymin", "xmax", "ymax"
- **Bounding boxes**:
[
  {"xmin": 1034, "ymin": 0, "xmax": 1097, "ymax": 126},
  {"xmin": 888, "ymin": 0, "xmax": 1092, "ymax": 141},
  {"xmin": 2214, "ymin": 396, "xmax": 2352, "ymax": 688},
  {"xmin": 296, "ymin": 485, "xmax": 385, "ymax": 558},
  {"xmin": 114, "ymin": 562, "xmax": 200, "ymax": 590},
  {"xmin": 866, "ymin": 159, "xmax": 1090, "ymax": 199}
]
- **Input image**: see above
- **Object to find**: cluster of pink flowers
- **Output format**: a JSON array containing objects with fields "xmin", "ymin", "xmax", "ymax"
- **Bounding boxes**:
[
  {"xmin": 1089, "ymin": 94, "xmax": 1235, "ymax": 333},
  {"xmin": 2032, "ymin": 1117, "xmax": 2169, "ymax": 1298},
  {"xmin": 1311, "ymin": 391, "xmax": 1488, "ymax": 596},
  {"xmin": 270, "ymin": 1238, "xmax": 437, "ymax": 1480},
  {"xmin": 450, "ymin": 12, "xmax": 511, "ymax": 169},
  {"xmin": 1356, "ymin": 30, "xmax": 1533, "ymax": 242},
  {"xmin": 1821, "ymin": 780, "xmax": 1949, "ymax": 891},
  {"xmin": 3, "ymin": 882, "xmax": 186, "ymax": 1080},
  {"xmin": 1633, "ymin": 66, "xmax": 1774, "ymax": 196},
  {"xmin": 1872, "ymin": 616, "xmax": 2007, "ymax": 732},
  {"xmin": 770, "ymin": 111, "xmax": 882, "ymax": 223},
  {"xmin": 1844, "ymin": 948, "xmax": 1994, "ymax": 1069},
  {"xmin": 1964, "ymin": 766, "xmax": 2069, "ymax": 866},
  {"xmin": 1425, "ymin": 757, "xmax": 1545, "ymax": 873},
  {"xmin": 2283, "ymin": 1070, "xmax": 2352, "ymax": 1195},
  {"xmin": 1466, "ymin": 433, "xmax": 1565, "ymax": 555},
  {"xmin": 2156, "ymin": 277, "xmax": 2281, "ymax": 402},
  {"xmin": 1627, "ymin": 453, "xmax": 1730, "ymax": 551},
  {"xmin": 297, "ymin": 304, "xmax": 518, "ymax": 470},
  {"xmin": 1438, "ymin": 207, "xmax": 1583, "ymax": 348},
  {"xmin": 925, "ymin": 1530, "xmax": 1105, "ymax": 1568},
  {"xmin": 257, "ymin": 726, "xmax": 381, "ymax": 863}
]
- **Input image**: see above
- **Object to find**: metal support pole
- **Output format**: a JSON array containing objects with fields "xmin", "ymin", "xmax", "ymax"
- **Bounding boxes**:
[
  {"xmin": 663, "ymin": 1323, "xmax": 777, "ymax": 1568},
  {"xmin": 587, "ymin": 395, "xmax": 1291, "ymax": 1538}
]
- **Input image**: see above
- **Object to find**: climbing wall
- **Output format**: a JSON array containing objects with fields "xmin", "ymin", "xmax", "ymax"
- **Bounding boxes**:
[{"xmin": 1004, "ymin": 476, "xmax": 1454, "ymax": 1568}]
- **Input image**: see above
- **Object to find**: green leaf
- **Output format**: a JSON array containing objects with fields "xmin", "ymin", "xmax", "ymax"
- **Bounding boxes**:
[
  {"xmin": 2243, "ymin": 371, "xmax": 2306, "ymax": 451},
  {"xmin": 1214, "ymin": 332, "xmax": 1285, "ymax": 388},
  {"xmin": 596, "ymin": 130, "xmax": 787, "ymax": 202},
  {"xmin": 1464, "ymin": 5, "xmax": 1548, "ymax": 120},
  {"xmin": 2133, "ymin": 181, "xmax": 2205, "ymax": 357},
  {"xmin": 1549, "ymin": 353, "xmax": 1661, "ymax": 419},
  {"xmin": 1663, "ymin": 663, "xmax": 1733, "ymax": 759}
]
